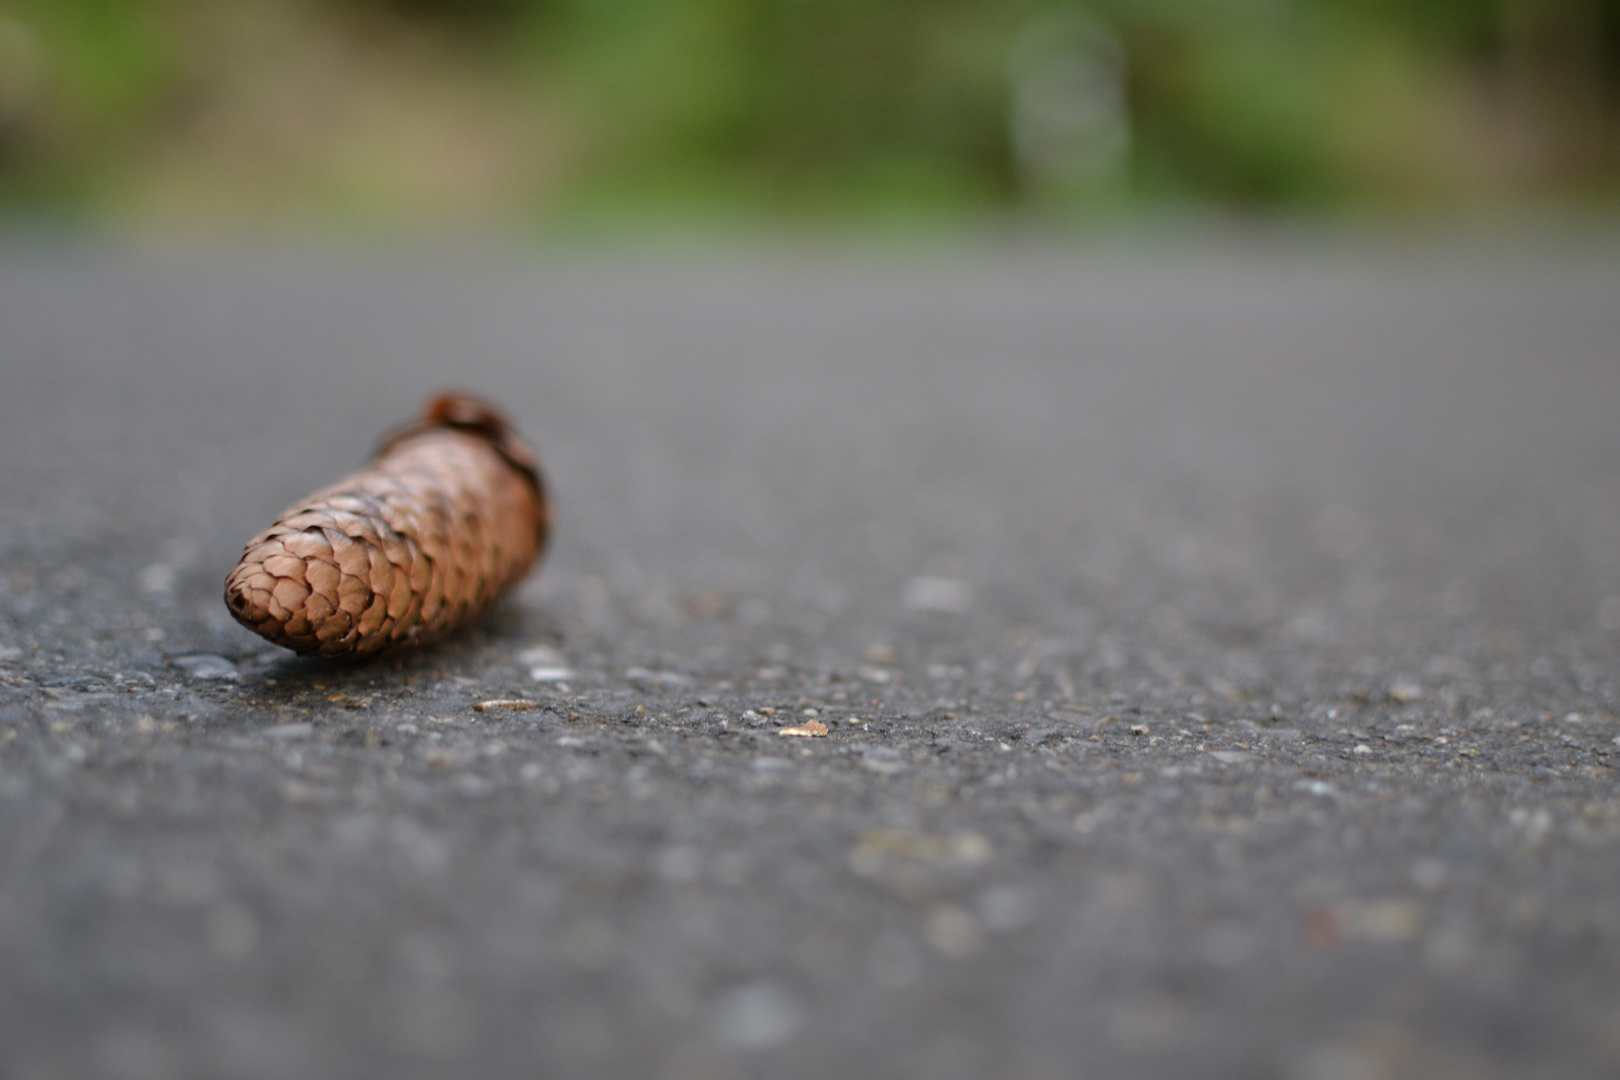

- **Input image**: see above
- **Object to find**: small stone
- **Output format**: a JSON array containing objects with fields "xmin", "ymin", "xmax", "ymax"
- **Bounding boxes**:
[
  {"xmin": 1108, "ymin": 996, "xmax": 1188, "ymax": 1053},
  {"xmin": 656, "ymin": 846, "xmax": 702, "ymax": 883},
  {"xmin": 1196, "ymin": 921, "xmax": 1256, "ymax": 968},
  {"xmin": 517, "ymin": 644, "xmax": 565, "ymax": 666},
  {"xmin": 205, "ymin": 903, "xmax": 258, "ymax": 960},
  {"xmin": 1389, "ymin": 679, "xmax": 1423, "ymax": 703},
  {"xmin": 519, "ymin": 645, "xmax": 574, "ymax": 682},
  {"xmin": 1342, "ymin": 898, "xmax": 1423, "ymax": 943},
  {"xmin": 1292, "ymin": 1045, "xmax": 1382, "ymax": 1080},
  {"xmin": 1073, "ymin": 805, "xmax": 1115, "ymax": 833},
  {"xmin": 94, "ymin": 1028, "xmax": 176, "ymax": 1080},
  {"xmin": 860, "ymin": 749, "xmax": 906, "ymax": 774},
  {"xmin": 902, "ymin": 576, "xmax": 973, "ymax": 613},
  {"xmin": 1301, "ymin": 906, "xmax": 1341, "ymax": 949},
  {"xmin": 562, "ymin": 917, "xmax": 618, "ymax": 971},
  {"xmin": 625, "ymin": 667, "xmax": 695, "ymax": 688},
  {"xmin": 978, "ymin": 885, "xmax": 1034, "ymax": 933},
  {"xmin": 261, "ymin": 723, "xmax": 313, "ymax": 740},
  {"xmin": 712, "ymin": 982, "xmax": 801, "ymax": 1050},
  {"xmin": 1424, "ymin": 924, "xmax": 1475, "ymax": 974},
  {"xmin": 779, "ymin": 720, "xmax": 827, "ymax": 737},
  {"xmin": 1509, "ymin": 806, "xmax": 1553, "ymax": 839},
  {"xmin": 1409, "ymin": 858, "xmax": 1448, "ymax": 892},
  {"xmin": 170, "ymin": 654, "xmax": 239, "ymax": 680},
  {"xmin": 453, "ymin": 775, "xmax": 492, "ymax": 797},
  {"xmin": 138, "ymin": 563, "xmax": 176, "ymax": 596},
  {"xmin": 924, "ymin": 905, "xmax": 981, "ymax": 958},
  {"xmin": 949, "ymin": 831, "xmax": 992, "ymax": 866},
  {"xmin": 474, "ymin": 699, "xmax": 539, "ymax": 712},
  {"xmin": 866, "ymin": 932, "xmax": 924, "ymax": 989}
]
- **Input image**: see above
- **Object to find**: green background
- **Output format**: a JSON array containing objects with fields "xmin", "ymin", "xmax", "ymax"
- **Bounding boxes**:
[{"xmin": 1, "ymin": 0, "xmax": 1617, "ymax": 229}]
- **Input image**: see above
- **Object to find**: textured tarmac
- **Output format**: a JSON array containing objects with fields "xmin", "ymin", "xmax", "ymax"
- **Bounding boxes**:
[{"xmin": 1, "ymin": 241, "xmax": 1618, "ymax": 1080}]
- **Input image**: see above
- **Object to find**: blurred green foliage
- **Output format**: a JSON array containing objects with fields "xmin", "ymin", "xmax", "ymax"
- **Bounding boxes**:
[{"xmin": 0, "ymin": 0, "xmax": 1616, "ymax": 225}]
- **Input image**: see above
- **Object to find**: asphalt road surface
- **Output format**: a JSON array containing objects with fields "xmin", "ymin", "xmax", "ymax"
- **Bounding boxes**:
[{"xmin": 1, "ymin": 239, "xmax": 1618, "ymax": 1080}]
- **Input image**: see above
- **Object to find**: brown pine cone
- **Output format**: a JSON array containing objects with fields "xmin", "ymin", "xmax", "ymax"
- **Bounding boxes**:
[{"xmin": 223, "ymin": 393, "xmax": 550, "ymax": 658}]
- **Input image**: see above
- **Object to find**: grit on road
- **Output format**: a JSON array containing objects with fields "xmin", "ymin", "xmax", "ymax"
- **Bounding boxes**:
[{"xmin": 1, "ymin": 241, "xmax": 1618, "ymax": 1080}]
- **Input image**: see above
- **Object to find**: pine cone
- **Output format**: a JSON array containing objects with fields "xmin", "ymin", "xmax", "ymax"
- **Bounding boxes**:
[{"xmin": 224, "ymin": 393, "xmax": 550, "ymax": 658}]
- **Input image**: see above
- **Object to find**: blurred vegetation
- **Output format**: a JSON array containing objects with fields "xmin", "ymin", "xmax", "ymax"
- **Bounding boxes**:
[{"xmin": 0, "ymin": 0, "xmax": 1617, "ymax": 228}]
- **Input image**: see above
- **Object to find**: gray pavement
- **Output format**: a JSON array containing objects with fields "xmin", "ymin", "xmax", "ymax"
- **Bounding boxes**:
[{"xmin": 1, "ymin": 239, "xmax": 1618, "ymax": 1080}]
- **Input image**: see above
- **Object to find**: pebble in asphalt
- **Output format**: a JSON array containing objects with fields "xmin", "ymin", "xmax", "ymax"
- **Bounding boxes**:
[{"xmin": 1, "ymin": 243, "xmax": 1619, "ymax": 1079}]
